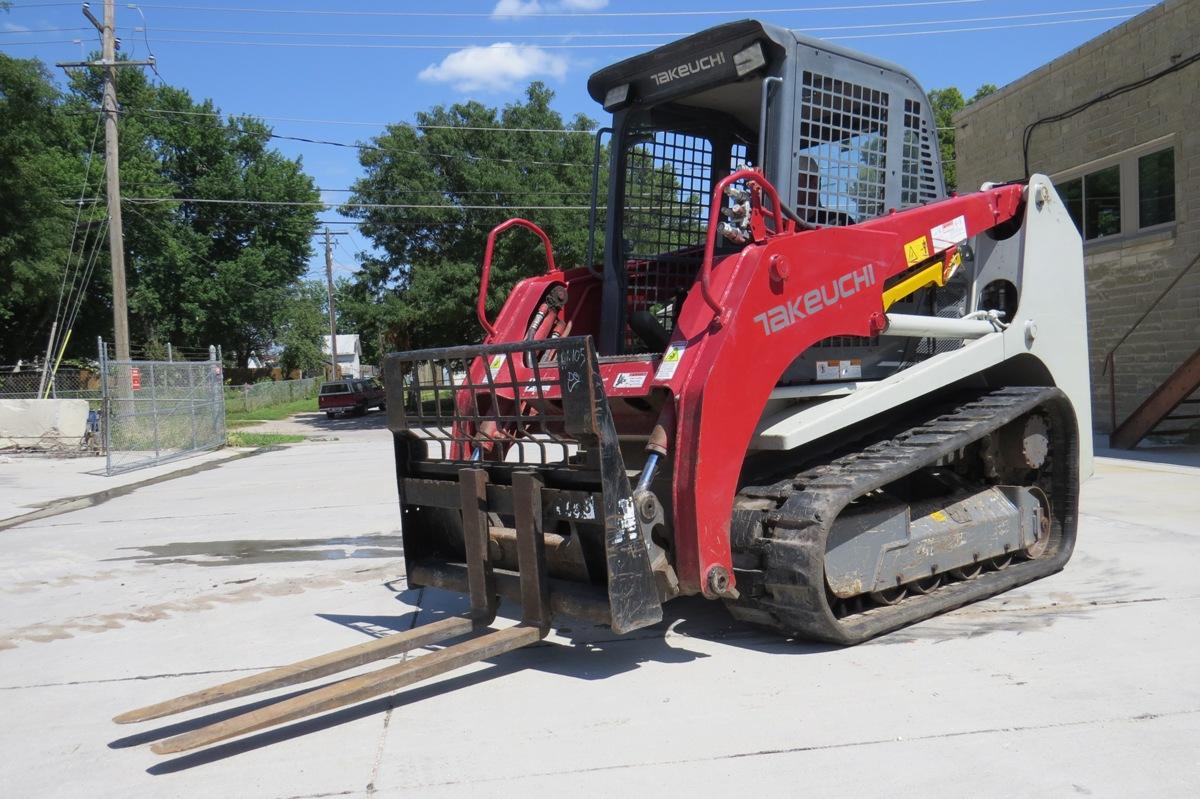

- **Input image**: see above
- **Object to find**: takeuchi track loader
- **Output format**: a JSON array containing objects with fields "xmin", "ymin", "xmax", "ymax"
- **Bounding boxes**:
[{"xmin": 117, "ymin": 20, "xmax": 1092, "ymax": 754}]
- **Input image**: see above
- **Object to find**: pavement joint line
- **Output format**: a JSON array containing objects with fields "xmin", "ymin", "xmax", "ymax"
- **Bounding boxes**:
[
  {"xmin": 365, "ymin": 586, "xmax": 424, "ymax": 795},
  {"xmin": 16, "ymin": 500, "xmax": 397, "ymax": 529},
  {"xmin": 404, "ymin": 707, "xmax": 1200, "ymax": 789},
  {"xmin": 0, "ymin": 448, "xmax": 268, "ymax": 532},
  {"xmin": 0, "ymin": 666, "xmax": 267, "ymax": 691}
]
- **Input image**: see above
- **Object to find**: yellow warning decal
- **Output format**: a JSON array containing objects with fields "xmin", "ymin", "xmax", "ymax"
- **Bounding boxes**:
[
  {"xmin": 903, "ymin": 235, "xmax": 930, "ymax": 267},
  {"xmin": 488, "ymin": 354, "xmax": 505, "ymax": 374}
]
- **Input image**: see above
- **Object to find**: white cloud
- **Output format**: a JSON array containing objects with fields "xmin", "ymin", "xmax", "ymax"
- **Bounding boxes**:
[
  {"xmin": 418, "ymin": 44, "xmax": 568, "ymax": 92},
  {"xmin": 491, "ymin": 0, "xmax": 608, "ymax": 18},
  {"xmin": 4, "ymin": 23, "xmax": 32, "ymax": 33}
]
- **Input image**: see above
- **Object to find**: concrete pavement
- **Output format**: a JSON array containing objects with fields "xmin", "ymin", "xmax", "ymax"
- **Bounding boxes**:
[{"xmin": 1, "ymin": 419, "xmax": 1198, "ymax": 797}]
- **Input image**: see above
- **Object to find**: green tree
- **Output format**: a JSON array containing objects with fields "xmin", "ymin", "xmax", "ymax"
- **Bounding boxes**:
[
  {"xmin": 0, "ymin": 56, "xmax": 320, "ymax": 365},
  {"xmin": 278, "ymin": 280, "xmax": 327, "ymax": 375},
  {"xmin": 928, "ymin": 84, "xmax": 998, "ymax": 192},
  {"xmin": 342, "ymin": 82, "xmax": 600, "ymax": 349},
  {"xmin": 0, "ymin": 55, "xmax": 91, "ymax": 363},
  {"xmin": 65, "ymin": 66, "xmax": 321, "ymax": 364}
]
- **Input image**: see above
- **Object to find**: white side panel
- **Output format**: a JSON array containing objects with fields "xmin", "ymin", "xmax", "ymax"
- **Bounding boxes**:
[{"xmin": 751, "ymin": 175, "xmax": 1094, "ymax": 477}]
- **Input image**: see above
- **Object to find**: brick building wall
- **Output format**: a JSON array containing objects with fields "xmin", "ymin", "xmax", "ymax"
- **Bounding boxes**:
[{"xmin": 954, "ymin": 0, "xmax": 1200, "ymax": 433}]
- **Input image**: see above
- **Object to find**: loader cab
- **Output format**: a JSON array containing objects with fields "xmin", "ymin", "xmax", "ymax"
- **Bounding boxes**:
[{"xmin": 587, "ymin": 19, "xmax": 946, "ymax": 355}]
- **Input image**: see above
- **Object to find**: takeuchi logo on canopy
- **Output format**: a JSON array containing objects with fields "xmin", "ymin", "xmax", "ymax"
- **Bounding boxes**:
[{"xmin": 650, "ymin": 51, "xmax": 727, "ymax": 86}]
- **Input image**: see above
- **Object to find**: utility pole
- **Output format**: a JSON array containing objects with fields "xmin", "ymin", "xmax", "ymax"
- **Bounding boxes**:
[
  {"xmin": 324, "ymin": 228, "xmax": 338, "ymax": 379},
  {"xmin": 58, "ymin": 2, "xmax": 154, "ymax": 363},
  {"xmin": 99, "ymin": 1, "xmax": 128, "ymax": 361}
]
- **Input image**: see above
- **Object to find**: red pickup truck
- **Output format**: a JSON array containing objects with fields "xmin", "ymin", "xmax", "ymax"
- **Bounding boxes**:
[{"xmin": 318, "ymin": 378, "xmax": 386, "ymax": 418}]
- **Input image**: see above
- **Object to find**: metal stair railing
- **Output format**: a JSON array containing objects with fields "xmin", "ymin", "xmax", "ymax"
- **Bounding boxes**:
[{"xmin": 1102, "ymin": 249, "xmax": 1200, "ymax": 434}]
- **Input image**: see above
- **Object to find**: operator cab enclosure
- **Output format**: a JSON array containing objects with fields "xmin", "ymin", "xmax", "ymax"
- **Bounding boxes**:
[{"xmin": 586, "ymin": 19, "xmax": 946, "ymax": 357}]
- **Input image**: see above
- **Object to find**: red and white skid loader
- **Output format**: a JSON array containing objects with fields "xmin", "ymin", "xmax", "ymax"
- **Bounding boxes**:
[{"xmin": 117, "ymin": 20, "xmax": 1091, "ymax": 753}]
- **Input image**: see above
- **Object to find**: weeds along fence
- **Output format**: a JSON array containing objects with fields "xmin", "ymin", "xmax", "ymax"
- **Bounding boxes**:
[
  {"xmin": 224, "ymin": 377, "xmax": 321, "ymax": 415},
  {"xmin": 100, "ymin": 343, "xmax": 226, "ymax": 475}
]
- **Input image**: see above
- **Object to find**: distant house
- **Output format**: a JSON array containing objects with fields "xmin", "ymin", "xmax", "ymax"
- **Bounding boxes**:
[{"xmin": 322, "ymin": 334, "xmax": 363, "ymax": 378}]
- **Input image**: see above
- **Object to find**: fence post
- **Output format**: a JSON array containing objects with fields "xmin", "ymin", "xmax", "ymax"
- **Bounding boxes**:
[
  {"xmin": 187, "ymin": 359, "xmax": 197, "ymax": 451},
  {"xmin": 149, "ymin": 362, "xmax": 161, "ymax": 458},
  {"xmin": 167, "ymin": 343, "xmax": 173, "ymax": 362},
  {"xmin": 99, "ymin": 337, "xmax": 111, "ymax": 474}
]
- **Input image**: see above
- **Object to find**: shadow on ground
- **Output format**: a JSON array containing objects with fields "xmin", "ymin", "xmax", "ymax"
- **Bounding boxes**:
[{"xmin": 290, "ymin": 410, "xmax": 390, "ymax": 433}]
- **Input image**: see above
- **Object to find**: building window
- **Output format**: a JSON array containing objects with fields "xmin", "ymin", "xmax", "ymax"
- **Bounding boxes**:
[
  {"xmin": 1138, "ymin": 149, "xmax": 1175, "ymax": 228},
  {"xmin": 1084, "ymin": 165, "xmax": 1121, "ymax": 239},
  {"xmin": 1054, "ymin": 141, "xmax": 1175, "ymax": 243}
]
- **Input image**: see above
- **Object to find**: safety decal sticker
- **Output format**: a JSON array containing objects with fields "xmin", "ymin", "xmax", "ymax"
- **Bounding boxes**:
[
  {"xmin": 930, "ymin": 215, "xmax": 968, "ymax": 251},
  {"xmin": 654, "ymin": 342, "xmax": 687, "ymax": 381},
  {"xmin": 487, "ymin": 354, "xmax": 505, "ymax": 376},
  {"xmin": 903, "ymin": 235, "xmax": 930, "ymax": 267},
  {"xmin": 815, "ymin": 358, "xmax": 862, "ymax": 381},
  {"xmin": 613, "ymin": 372, "xmax": 648, "ymax": 389}
]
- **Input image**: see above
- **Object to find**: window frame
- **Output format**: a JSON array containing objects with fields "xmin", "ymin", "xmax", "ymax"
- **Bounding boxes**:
[{"xmin": 1051, "ymin": 135, "xmax": 1176, "ymax": 245}]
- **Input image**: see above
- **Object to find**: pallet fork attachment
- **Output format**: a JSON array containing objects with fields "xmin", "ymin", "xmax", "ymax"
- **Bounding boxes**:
[{"xmin": 114, "ymin": 336, "xmax": 662, "ymax": 754}]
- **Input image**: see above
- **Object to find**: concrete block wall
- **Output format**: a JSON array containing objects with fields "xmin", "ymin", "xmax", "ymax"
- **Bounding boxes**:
[{"xmin": 954, "ymin": 0, "xmax": 1200, "ymax": 431}]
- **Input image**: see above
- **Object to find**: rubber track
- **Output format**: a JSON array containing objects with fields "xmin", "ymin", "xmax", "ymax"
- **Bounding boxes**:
[{"xmin": 726, "ymin": 386, "xmax": 1080, "ymax": 645}]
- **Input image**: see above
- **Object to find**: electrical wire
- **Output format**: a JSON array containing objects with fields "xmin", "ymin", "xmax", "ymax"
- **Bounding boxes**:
[
  {"xmin": 42, "ymin": 112, "xmax": 104, "ymax": 386},
  {"xmin": 826, "ymin": 12, "xmax": 1135, "ymax": 40},
  {"xmin": 108, "ymin": 14, "xmax": 1142, "ymax": 49},
  {"xmin": 117, "ymin": 108, "xmax": 595, "ymax": 167},
  {"xmin": 130, "ymin": 7, "xmax": 1151, "ymax": 40},
  {"xmin": 65, "ymin": 1, "xmax": 993, "ymax": 18},
  {"xmin": 0, "ymin": 26, "xmax": 91, "ymax": 34},
  {"xmin": 120, "ymin": 105, "xmax": 599, "ymax": 134},
  {"xmin": 1021, "ymin": 49, "xmax": 1200, "ymax": 177},
  {"xmin": 84, "ymin": 197, "xmax": 603, "ymax": 210}
]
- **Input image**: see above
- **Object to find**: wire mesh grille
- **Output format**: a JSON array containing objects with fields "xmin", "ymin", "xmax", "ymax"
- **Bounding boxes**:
[
  {"xmin": 619, "ymin": 132, "xmax": 747, "ymax": 349},
  {"xmin": 797, "ymin": 70, "xmax": 889, "ymax": 225},
  {"xmin": 901, "ymin": 98, "xmax": 941, "ymax": 207},
  {"xmin": 393, "ymin": 347, "xmax": 582, "ymax": 465}
]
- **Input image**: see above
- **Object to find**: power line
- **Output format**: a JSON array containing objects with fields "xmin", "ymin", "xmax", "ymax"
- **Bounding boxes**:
[
  {"xmin": 826, "ymin": 13, "xmax": 1137, "ymax": 40},
  {"xmin": 118, "ymin": 108, "xmax": 595, "ymax": 167},
  {"xmin": 57, "ymin": 1, "xmax": 993, "ymax": 18},
  {"xmin": 0, "ymin": 39, "xmax": 86, "ymax": 45},
  {"xmin": 103, "ymin": 14, "xmax": 1142, "ymax": 49},
  {"xmin": 83, "ymin": 197, "xmax": 603, "ymax": 210},
  {"xmin": 128, "ymin": 6, "xmax": 1151, "ymax": 39},
  {"xmin": 122, "ymin": 105, "xmax": 598, "ymax": 134},
  {"xmin": 0, "ymin": 27, "xmax": 91, "ymax": 34}
]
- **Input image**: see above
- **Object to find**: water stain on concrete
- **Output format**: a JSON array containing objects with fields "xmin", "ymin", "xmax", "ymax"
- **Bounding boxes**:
[
  {"xmin": 0, "ymin": 566, "xmax": 404, "ymax": 650},
  {"xmin": 105, "ymin": 534, "xmax": 404, "ymax": 567}
]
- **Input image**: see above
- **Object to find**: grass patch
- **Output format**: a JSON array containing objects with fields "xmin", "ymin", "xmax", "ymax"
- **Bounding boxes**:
[
  {"xmin": 226, "ymin": 419, "xmax": 259, "ymax": 429},
  {"xmin": 226, "ymin": 431, "xmax": 306, "ymax": 447},
  {"xmin": 225, "ymin": 396, "xmax": 316, "ymax": 422}
]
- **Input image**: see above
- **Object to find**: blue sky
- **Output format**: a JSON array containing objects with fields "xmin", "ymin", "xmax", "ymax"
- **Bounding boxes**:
[{"xmin": 2, "ymin": 0, "xmax": 1151, "ymax": 279}]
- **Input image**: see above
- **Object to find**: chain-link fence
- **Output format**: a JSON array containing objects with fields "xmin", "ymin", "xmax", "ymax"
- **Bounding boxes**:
[
  {"xmin": 224, "ymin": 377, "xmax": 321, "ymax": 414},
  {"xmin": 0, "ymin": 365, "xmax": 103, "ymax": 454},
  {"xmin": 0, "ymin": 366, "xmax": 103, "ymax": 401},
  {"xmin": 100, "ymin": 343, "xmax": 226, "ymax": 475}
]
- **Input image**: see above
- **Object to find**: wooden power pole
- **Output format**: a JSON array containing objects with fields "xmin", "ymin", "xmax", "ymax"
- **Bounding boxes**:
[
  {"xmin": 58, "ymin": 1, "xmax": 154, "ymax": 362},
  {"xmin": 324, "ymin": 228, "xmax": 339, "ymax": 379}
]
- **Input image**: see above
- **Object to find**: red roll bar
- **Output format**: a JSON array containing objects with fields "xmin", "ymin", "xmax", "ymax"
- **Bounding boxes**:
[{"xmin": 477, "ymin": 218, "xmax": 560, "ymax": 336}]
